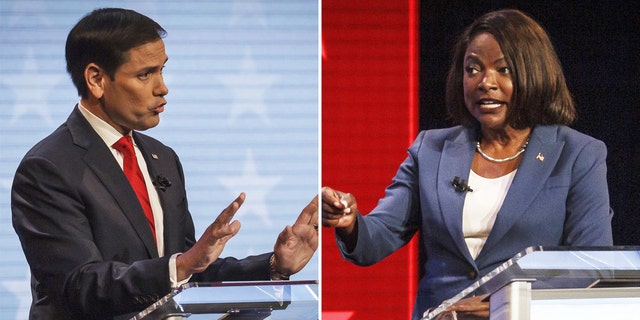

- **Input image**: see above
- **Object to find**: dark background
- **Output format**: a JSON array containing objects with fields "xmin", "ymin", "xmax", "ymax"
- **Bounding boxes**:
[{"xmin": 420, "ymin": 1, "xmax": 639, "ymax": 245}]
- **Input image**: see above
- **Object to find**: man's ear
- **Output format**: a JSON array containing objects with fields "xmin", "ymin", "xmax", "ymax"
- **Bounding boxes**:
[{"xmin": 84, "ymin": 63, "xmax": 106, "ymax": 99}]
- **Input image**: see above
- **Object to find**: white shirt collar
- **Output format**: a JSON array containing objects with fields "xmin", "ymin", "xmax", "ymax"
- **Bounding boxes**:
[{"xmin": 77, "ymin": 101, "xmax": 130, "ymax": 147}]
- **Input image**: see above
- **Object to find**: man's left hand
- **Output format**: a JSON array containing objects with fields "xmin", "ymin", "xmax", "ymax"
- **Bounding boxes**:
[{"xmin": 272, "ymin": 195, "xmax": 319, "ymax": 277}]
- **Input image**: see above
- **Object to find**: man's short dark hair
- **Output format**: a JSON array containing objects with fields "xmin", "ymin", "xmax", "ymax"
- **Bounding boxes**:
[{"xmin": 65, "ymin": 8, "xmax": 167, "ymax": 98}]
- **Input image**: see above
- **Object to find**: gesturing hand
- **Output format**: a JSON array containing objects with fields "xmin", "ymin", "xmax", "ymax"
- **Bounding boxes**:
[
  {"xmin": 176, "ymin": 193, "xmax": 244, "ymax": 281},
  {"xmin": 272, "ymin": 195, "xmax": 319, "ymax": 278},
  {"xmin": 321, "ymin": 186, "xmax": 359, "ymax": 251},
  {"xmin": 321, "ymin": 186, "xmax": 357, "ymax": 230}
]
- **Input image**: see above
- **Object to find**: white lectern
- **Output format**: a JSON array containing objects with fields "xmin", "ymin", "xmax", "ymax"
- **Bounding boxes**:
[
  {"xmin": 131, "ymin": 280, "xmax": 318, "ymax": 320},
  {"xmin": 422, "ymin": 246, "xmax": 640, "ymax": 320}
]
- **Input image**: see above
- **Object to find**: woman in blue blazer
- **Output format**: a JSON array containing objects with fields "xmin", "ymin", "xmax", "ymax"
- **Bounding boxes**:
[{"xmin": 322, "ymin": 9, "xmax": 613, "ymax": 320}]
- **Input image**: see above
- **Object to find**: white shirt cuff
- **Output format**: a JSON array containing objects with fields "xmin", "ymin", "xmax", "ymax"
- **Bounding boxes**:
[{"xmin": 169, "ymin": 253, "xmax": 191, "ymax": 289}]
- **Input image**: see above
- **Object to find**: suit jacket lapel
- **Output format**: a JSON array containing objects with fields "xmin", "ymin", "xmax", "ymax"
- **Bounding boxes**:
[
  {"xmin": 479, "ymin": 125, "xmax": 563, "ymax": 258},
  {"xmin": 67, "ymin": 107, "xmax": 159, "ymax": 258},
  {"xmin": 132, "ymin": 133, "xmax": 179, "ymax": 254},
  {"xmin": 436, "ymin": 127, "xmax": 477, "ymax": 264}
]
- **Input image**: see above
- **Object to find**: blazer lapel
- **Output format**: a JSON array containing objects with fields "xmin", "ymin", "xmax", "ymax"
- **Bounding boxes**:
[
  {"xmin": 479, "ymin": 125, "xmax": 563, "ymax": 257},
  {"xmin": 132, "ymin": 134, "xmax": 178, "ymax": 254},
  {"xmin": 436, "ymin": 128, "xmax": 477, "ymax": 264},
  {"xmin": 67, "ymin": 108, "xmax": 159, "ymax": 258}
]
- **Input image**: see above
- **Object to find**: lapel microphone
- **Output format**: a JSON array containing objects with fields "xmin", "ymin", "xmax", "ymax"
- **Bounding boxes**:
[
  {"xmin": 451, "ymin": 176, "xmax": 473, "ymax": 193},
  {"xmin": 153, "ymin": 175, "xmax": 172, "ymax": 192}
]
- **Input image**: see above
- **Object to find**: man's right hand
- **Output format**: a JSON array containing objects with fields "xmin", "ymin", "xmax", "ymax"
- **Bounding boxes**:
[{"xmin": 176, "ymin": 193, "xmax": 244, "ymax": 281}]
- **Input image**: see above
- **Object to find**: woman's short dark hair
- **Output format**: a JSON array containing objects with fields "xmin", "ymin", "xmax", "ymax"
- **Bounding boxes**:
[
  {"xmin": 65, "ymin": 8, "xmax": 166, "ymax": 98},
  {"xmin": 446, "ymin": 9, "xmax": 576, "ymax": 128}
]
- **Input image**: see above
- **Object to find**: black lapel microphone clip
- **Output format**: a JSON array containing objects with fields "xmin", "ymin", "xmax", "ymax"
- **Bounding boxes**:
[
  {"xmin": 153, "ymin": 175, "xmax": 172, "ymax": 192},
  {"xmin": 451, "ymin": 176, "xmax": 473, "ymax": 193}
]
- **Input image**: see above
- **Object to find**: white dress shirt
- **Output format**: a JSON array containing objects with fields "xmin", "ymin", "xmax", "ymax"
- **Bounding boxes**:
[
  {"xmin": 78, "ymin": 103, "xmax": 188, "ymax": 288},
  {"xmin": 462, "ymin": 169, "xmax": 517, "ymax": 259}
]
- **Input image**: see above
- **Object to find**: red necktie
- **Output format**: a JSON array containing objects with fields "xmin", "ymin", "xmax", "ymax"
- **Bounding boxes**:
[{"xmin": 113, "ymin": 136, "xmax": 157, "ymax": 241}]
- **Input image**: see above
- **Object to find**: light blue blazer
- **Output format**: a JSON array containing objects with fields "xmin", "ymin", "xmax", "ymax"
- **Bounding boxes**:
[{"xmin": 337, "ymin": 124, "xmax": 613, "ymax": 319}]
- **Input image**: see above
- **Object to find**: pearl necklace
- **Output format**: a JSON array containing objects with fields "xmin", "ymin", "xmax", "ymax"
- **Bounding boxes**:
[{"xmin": 476, "ymin": 138, "xmax": 529, "ymax": 163}]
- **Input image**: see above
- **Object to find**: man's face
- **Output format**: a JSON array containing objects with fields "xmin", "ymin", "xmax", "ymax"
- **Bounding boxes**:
[{"xmin": 101, "ymin": 38, "xmax": 168, "ymax": 134}]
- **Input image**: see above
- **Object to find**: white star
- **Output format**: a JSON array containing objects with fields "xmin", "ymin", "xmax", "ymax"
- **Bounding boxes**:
[
  {"xmin": 0, "ymin": 178, "xmax": 12, "ymax": 204},
  {"xmin": 2, "ymin": 48, "xmax": 65, "ymax": 126},
  {"xmin": 6, "ymin": 1, "xmax": 52, "ymax": 26},
  {"xmin": 0, "ymin": 178, "xmax": 12, "ymax": 190},
  {"xmin": 2, "ymin": 271, "xmax": 31, "ymax": 320},
  {"xmin": 215, "ymin": 48, "xmax": 280, "ymax": 126},
  {"xmin": 229, "ymin": 0, "xmax": 268, "ymax": 27},
  {"xmin": 218, "ymin": 150, "xmax": 281, "ymax": 226}
]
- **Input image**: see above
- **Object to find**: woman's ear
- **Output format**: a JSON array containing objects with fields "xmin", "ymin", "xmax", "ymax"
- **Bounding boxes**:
[{"xmin": 84, "ymin": 63, "xmax": 105, "ymax": 99}]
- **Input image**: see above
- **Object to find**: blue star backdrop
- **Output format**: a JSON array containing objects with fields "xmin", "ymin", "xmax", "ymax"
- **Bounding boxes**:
[{"xmin": 0, "ymin": 1, "xmax": 319, "ymax": 318}]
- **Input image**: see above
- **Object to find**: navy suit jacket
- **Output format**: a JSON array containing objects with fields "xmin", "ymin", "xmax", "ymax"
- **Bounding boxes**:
[
  {"xmin": 337, "ymin": 124, "xmax": 613, "ymax": 319},
  {"xmin": 12, "ymin": 106, "xmax": 271, "ymax": 319}
]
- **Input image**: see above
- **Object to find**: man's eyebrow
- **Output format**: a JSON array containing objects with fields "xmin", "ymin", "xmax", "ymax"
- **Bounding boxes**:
[{"xmin": 138, "ymin": 58, "xmax": 168, "ymax": 73}]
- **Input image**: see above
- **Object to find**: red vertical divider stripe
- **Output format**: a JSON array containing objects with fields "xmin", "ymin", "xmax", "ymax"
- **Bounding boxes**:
[
  {"xmin": 322, "ymin": 1, "xmax": 419, "ymax": 319},
  {"xmin": 407, "ymin": 0, "xmax": 420, "ymax": 314}
]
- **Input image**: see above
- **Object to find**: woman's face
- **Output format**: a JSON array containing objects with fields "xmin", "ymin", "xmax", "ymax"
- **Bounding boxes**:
[{"xmin": 463, "ymin": 33, "xmax": 513, "ymax": 130}]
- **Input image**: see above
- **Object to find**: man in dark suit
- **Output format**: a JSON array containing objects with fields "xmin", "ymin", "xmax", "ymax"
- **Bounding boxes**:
[{"xmin": 11, "ymin": 8, "xmax": 318, "ymax": 319}]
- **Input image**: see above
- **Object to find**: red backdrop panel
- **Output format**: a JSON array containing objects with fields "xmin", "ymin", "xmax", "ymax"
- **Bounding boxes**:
[{"xmin": 322, "ymin": 1, "xmax": 419, "ymax": 319}]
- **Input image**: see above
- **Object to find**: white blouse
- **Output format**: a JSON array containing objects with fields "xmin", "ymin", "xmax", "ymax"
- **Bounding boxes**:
[{"xmin": 462, "ymin": 169, "xmax": 517, "ymax": 259}]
